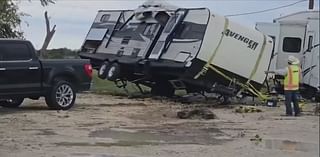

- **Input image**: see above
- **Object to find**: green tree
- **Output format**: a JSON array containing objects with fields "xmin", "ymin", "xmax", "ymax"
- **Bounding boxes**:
[{"xmin": 0, "ymin": 0, "xmax": 54, "ymax": 38}]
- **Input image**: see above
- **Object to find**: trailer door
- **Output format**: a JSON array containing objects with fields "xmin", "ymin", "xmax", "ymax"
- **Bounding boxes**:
[
  {"xmin": 148, "ymin": 10, "xmax": 186, "ymax": 60},
  {"xmin": 302, "ymin": 30, "xmax": 319, "ymax": 88},
  {"xmin": 277, "ymin": 23, "xmax": 306, "ymax": 69}
]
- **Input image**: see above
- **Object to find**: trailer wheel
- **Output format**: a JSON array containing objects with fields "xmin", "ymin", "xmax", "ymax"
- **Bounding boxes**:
[
  {"xmin": 98, "ymin": 62, "xmax": 110, "ymax": 79},
  {"xmin": 218, "ymin": 95, "xmax": 230, "ymax": 105},
  {"xmin": 151, "ymin": 81, "xmax": 175, "ymax": 97},
  {"xmin": 106, "ymin": 63, "xmax": 121, "ymax": 81},
  {"xmin": 0, "ymin": 98, "xmax": 24, "ymax": 108}
]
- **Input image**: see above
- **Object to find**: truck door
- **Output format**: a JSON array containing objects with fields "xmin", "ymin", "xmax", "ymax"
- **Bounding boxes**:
[
  {"xmin": 148, "ymin": 10, "xmax": 186, "ymax": 60},
  {"xmin": 82, "ymin": 11, "xmax": 123, "ymax": 53},
  {"xmin": 277, "ymin": 24, "xmax": 306, "ymax": 69},
  {"xmin": 0, "ymin": 42, "xmax": 41, "ymax": 96}
]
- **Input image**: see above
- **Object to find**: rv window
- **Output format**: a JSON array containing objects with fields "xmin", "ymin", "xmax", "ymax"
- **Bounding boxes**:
[
  {"xmin": 307, "ymin": 36, "xmax": 313, "ymax": 52},
  {"xmin": 131, "ymin": 48, "xmax": 140, "ymax": 57},
  {"xmin": 121, "ymin": 36, "xmax": 131, "ymax": 45},
  {"xmin": 143, "ymin": 24, "xmax": 157, "ymax": 36},
  {"xmin": 101, "ymin": 14, "xmax": 110, "ymax": 22},
  {"xmin": 164, "ymin": 15, "xmax": 178, "ymax": 33},
  {"xmin": 174, "ymin": 22, "xmax": 206, "ymax": 40},
  {"xmin": 117, "ymin": 50, "xmax": 124, "ymax": 56},
  {"xmin": 283, "ymin": 37, "xmax": 301, "ymax": 53}
]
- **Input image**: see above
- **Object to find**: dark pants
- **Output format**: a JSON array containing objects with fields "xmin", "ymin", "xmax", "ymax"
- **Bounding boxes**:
[{"xmin": 284, "ymin": 90, "xmax": 300, "ymax": 116}]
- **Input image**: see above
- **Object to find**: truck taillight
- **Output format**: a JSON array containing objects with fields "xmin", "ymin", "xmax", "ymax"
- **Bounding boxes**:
[{"xmin": 84, "ymin": 64, "xmax": 93, "ymax": 79}]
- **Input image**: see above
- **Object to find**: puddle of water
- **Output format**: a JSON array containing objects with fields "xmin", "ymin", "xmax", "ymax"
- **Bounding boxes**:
[
  {"xmin": 22, "ymin": 128, "xmax": 57, "ymax": 135},
  {"xmin": 56, "ymin": 140, "xmax": 162, "ymax": 147},
  {"xmin": 69, "ymin": 153, "xmax": 133, "ymax": 157},
  {"xmin": 87, "ymin": 127, "xmax": 230, "ymax": 146},
  {"xmin": 265, "ymin": 139, "xmax": 319, "ymax": 153}
]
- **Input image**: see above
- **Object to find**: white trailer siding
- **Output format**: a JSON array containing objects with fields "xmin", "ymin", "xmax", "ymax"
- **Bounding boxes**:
[
  {"xmin": 256, "ymin": 11, "xmax": 319, "ymax": 90},
  {"xmin": 197, "ymin": 13, "xmax": 273, "ymax": 84}
]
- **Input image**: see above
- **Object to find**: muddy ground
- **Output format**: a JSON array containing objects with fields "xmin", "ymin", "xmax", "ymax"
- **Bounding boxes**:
[{"xmin": 0, "ymin": 93, "xmax": 319, "ymax": 157}]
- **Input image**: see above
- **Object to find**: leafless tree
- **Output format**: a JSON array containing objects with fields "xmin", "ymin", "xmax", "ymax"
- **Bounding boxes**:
[{"xmin": 39, "ymin": 11, "xmax": 56, "ymax": 58}]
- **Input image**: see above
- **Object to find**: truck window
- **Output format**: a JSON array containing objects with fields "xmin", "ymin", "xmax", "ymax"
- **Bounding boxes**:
[
  {"xmin": 0, "ymin": 43, "xmax": 32, "ymax": 61},
  {"xmin": 283, "ymin": 37, "xmax": 301, "ymax": 53}
]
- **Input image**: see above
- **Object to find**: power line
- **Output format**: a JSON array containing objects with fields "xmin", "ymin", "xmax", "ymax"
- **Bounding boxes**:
[{"xmin": 225, "ymin": 0, "xmax": 307, "ymax": 17}]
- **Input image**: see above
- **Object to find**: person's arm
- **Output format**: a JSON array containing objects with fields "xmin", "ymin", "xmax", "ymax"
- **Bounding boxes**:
[{"xmin": 265, "ymin": 68, "xmax": 288, "ymax": 76}]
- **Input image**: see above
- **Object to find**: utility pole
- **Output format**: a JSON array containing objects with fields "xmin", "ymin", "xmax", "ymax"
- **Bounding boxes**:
[{"xmin": 309, "ymin": 0, "xmax": 314, "ymax": 10}]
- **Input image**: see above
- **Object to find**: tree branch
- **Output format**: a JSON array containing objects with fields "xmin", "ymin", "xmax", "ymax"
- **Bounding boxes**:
[{"xmin": 39, "ymin": 11, "xmax": 56, "ymax": 58}]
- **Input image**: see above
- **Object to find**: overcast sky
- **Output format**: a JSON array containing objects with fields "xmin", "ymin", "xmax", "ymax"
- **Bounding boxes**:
[{"xmin": 17, "ymin": 0, "xmax": 319, "ymax": 49}]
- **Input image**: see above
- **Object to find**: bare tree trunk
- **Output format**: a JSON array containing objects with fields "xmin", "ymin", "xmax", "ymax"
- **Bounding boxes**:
[{"xmin": 39, "ymin": 11, "xmax": 56, "ymax": 58}]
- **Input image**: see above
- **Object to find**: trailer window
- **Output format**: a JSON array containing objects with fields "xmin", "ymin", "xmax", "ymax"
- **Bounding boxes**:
[
  {"xmin": 143, "ymin": 24, "xmax": 157, "ymax": 36},
  {"xmin": 307, "ymin": 36, "xmax": 313, "ymax": 52},
  {"xmin": 174, "ymin": 22, "xmax": 206, "ymax": 40},
  {"xmin": 283, "ymin": 37, "xmax": 302, "ymax": 53},
  {"xmin": 121, "ymin": 36, "xmax": 131, "ymax": 45},
  {"xmin": 131, "ymin": 48, "xmax": 140, "ymax": 57},
  {"xmin": 100, "ymin": 14, "xmax": 110, "ymax": 22}
]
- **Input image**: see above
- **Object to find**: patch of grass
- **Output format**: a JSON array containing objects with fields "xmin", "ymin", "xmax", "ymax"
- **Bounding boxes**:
[{"xmin": 91, "ymin": 71, "xmax": 150, "ymax": 96}]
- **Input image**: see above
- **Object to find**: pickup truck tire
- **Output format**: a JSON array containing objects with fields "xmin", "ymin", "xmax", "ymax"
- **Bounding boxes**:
[
  {"xmin": 98, "ymin": 62, "xmax": 110, "ymax": 79},
  {"xmin": 0, "ymin": 98, "xmax": 24, "ymax": 108},
  {"xmin": 106, "ymin": 63, "xmax": 121, "ymax": 81},
  {"xmin": 45, "ymin": 80, "xmax": 76, "ymax": 110}
]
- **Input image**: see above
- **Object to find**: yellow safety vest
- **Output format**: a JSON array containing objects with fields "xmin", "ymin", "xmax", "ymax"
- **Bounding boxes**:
[{"xmin": 284, "ymin": 65, "xmax": 301, "ymax": 91}]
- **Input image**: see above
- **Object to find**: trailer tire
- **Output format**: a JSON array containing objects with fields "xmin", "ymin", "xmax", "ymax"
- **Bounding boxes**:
[
  {"xmin": 0, "ymin": 98, "xmax": 24, "ymax": 108},
  {"xmin": 98, "ymin": 62, "xmax": 110, "ymax": 79},
  {"xmin": 151, "ymin": 81, "xmax": 175, "ymax": 97},
  {"xmin": 106, "ymin": 63, "xmax": 121, "ymax": 81}
]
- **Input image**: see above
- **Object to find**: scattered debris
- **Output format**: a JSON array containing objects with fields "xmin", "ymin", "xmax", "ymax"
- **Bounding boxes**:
[
  {"xmin": 250, "ymin": 134, "xmax": 263, "ymax": 145},
  {"xmin": 236, "ymin": 131, "xmax": 246, "ymax": 138},
  {"xmin": 235, "ymin": 106, "xmax": 262, "ymax": 113},
  {"xmin": 177, "ymin": 108, "xmax": 216, "ymax": 120},
  {"xmin": 257, "ymin": 115, "xmax": 265, "ymax": 120}
]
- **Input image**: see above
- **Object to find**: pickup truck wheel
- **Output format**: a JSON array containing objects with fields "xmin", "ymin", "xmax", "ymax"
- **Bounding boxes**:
[
  {"xmin": 106, "ymin": 63, "xmax": 121, "ymax": 81},
  {"xmin": 45, "ymin": 80, "xmax": 76, "ymax": 110},
  {"xmin": 98, "ymin": 62, "xmax": 109, "ymax": 79},
  {"xmin": 0, "ymin": 98, "xmax": 24, "ymax": 108}
]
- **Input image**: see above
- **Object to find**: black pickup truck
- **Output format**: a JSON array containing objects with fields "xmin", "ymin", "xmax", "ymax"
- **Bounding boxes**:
[{"xmin": 0, "ymin": 39, "xmax": 92, "ymax": 110}]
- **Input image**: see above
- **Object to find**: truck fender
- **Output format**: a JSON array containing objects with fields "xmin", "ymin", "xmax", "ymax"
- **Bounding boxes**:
[{"xmin": 46, "ymin": 67, "xmax": 80, "ymax": 88}]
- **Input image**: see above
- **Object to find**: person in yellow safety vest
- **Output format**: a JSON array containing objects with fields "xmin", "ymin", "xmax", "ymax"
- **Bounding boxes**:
[{"xmin": 265, "ymin": 55, "xmax": 302, "ymax": 116}]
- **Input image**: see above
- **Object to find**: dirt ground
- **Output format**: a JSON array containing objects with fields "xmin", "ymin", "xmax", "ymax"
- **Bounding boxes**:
[{"xmin": 0, "ymin": 93, "xmax": 319, "ymax": 157}]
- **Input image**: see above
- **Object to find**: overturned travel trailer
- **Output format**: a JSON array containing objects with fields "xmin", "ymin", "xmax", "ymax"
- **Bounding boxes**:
[
  {"xmin": 79, "ymin": 2, "xmax": 274, "ymax": 100},
  {"xmin": 256, "ymin": 11, "xmax": 320, "ymax": 101}
]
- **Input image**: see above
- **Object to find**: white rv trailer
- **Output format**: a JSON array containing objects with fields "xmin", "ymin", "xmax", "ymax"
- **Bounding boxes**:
[
  {"xmin": 79, "ymin": 2, "xmax": 274, "ymax": 99},
  {"xmin": 256, "ymin": 11, "xmax": 320, "ymax": 100}
]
